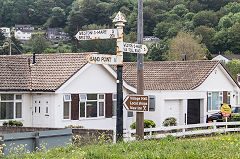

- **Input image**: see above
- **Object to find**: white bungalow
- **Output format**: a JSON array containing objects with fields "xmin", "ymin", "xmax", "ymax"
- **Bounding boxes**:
[{"xmin": 0, "ymin": 53, "xmax": 239, "ymax": 129}]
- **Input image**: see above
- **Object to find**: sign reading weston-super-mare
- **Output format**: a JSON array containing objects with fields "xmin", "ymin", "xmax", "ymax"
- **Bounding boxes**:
[
  {"xmin": 121, "ymin": 42, "xmax": 148, "ymax": 54},
  {"xmin": 123, "ymin": 95, "xmax": 149, "ymax": 112},
  {"xmin": 87, "ymin": 54, "xmax": 123, "ymax": 65},
  {"xmin": 75, "ymin": 29, "xmax": 119, "ymax": 40}
]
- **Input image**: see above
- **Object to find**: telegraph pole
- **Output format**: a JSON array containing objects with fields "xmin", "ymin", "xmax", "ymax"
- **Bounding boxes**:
[
  {"xmin": 8, "ymin": 38, "xmax": 11, "ymax": 55},
  {"xmin": 136, "ymin": 0, "xmax": 144, "ymax": 139}
]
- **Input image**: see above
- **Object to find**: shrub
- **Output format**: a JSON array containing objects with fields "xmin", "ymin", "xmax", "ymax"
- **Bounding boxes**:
[
  {"xmin": 163, "ymin": 117, "xmax": 177, "ymax": 127},
  {"xmin": 2, "ymin": 120, "xmax": 23, "ymax": 127},
  {"xmin": 130, "ymin": 119, "xmax": 156, "ymax": 129},
  {"xmin": 65, "ymin": 125, "xmax": 83, "ymax": 128},
  {"xmin": 223, "ymin": 113, "xmax": 240, "ymax": 122}
]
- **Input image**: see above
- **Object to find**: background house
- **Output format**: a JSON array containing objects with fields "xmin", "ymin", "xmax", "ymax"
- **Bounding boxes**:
[
  {"xmin": 0, "ymin": 27, "xmax": 10, "ymax": 39},
  {"xmin": 212, "ymin": 54, "xmax": 240, "ymax": 63},
  {"xmin": 13, "ymin": 24, "xmax": 34, "ymax": 42},
  {"xmin": 0, "ymin": 53, "xmax": 239, "ymax": 130},
  {"xmin": 46, "ymin": 28, "xmax": 68, "ymax": 44}
]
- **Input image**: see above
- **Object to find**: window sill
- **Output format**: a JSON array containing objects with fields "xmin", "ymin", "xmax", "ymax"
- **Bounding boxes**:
[
  {"xmin": 79, "ymin": 117, "xmax": 106, "ymax": 121},
  {"xmin": 62, "ymin": 119, "xmax": 71, "ymax": 121}
]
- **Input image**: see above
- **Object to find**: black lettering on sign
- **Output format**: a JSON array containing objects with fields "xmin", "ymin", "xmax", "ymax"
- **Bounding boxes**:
[
  {"xmin": 79, "ymin": 36, "xmax": 90, "ymax": 40},
  {"xmin": 90, "ymin": 56, "xmax": 100, "ymax": 62},
  {"xmin": 79, "ymin": 31, "xmax": 87, "ymax": 36},
  {"xmin": 101, "ymin": 57, "xmax": 111, "ymax": 62},
  {"xmin": 94, "ymin": 30, "xmax": 107, "ymax": 34}
]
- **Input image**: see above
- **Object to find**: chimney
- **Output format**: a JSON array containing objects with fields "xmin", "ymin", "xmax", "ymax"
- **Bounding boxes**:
[{"xmin": 32, "ymin": 53, "xmax": 36, "ymax": 64}]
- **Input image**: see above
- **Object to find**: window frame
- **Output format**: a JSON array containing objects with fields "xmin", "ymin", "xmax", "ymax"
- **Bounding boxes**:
[
  {"xmin": 79, "ymin": 93, "xmax": 105, "ymax": 119},
  {"xmin": 112, "ymin": 93, "xmax": 117, "ymax": 116},
  {"xmin": 208, "ymin": 92, "xmax": 223, "ymax": 111},
  {"xmin": 0, "ymin": 94, "xmax": 23, "ymax": 120},
  {"xmin": 63, "ymin": 94, "xmax": 71, "ymax": 120}
]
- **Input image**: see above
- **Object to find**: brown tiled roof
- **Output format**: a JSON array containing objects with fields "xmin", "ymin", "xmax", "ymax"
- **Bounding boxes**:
[
  {"xmin": 113, "ymin": 60, "xmax": 220, "ymax": 90},
  {"xmin": 0, "ymin": 55, "xmax": 31, "ymax": 91},
  {"xmin": 0, "ymin": 53, "xmax": 93, "ymax": 91},
  {"xmin": 0, "ymin": 54, "xmax": 226, "ymax": 91}
]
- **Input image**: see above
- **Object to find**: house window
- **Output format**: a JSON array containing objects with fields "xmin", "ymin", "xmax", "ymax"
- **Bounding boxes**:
[
  {"xmin": 0, "ymin": 94, "xmax": 22, "ymax": 120},
  {"xmin": 79, "ymin": 94, "xmax": 105, "ymax": 118},
  {"xmin": 227, "ymin": 92, "xmax": 231, "ymax": 104},
  {"xmin": 235, "ymin": 92, "xmax": 239, "ymax": 105},
  {"xmin": 112, "ymin": 94, "xmax": 117, "ymax": 116},
  {"xmin": 149, "ymin": 95, "xmax": 156, "ymax": 111},
  {"xmin": 63, "ymin": 94, "xmax": 71, "ymax": 119},
  {"xmin": 208, "ymin": 92, "xmax": 223, "ymax": 111},
  {"xmin": 127, "ymin": 111, "xmax": 133, "ymax": 117}
]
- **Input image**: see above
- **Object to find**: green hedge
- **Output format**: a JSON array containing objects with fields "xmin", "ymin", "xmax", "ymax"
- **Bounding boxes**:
[
  {"xmin": 223, "ymin": 113, "xmax": 240, "ymax": 122},
  {"xmin": 130, "ymin": 119, "xmax": 156, "ymax": 129},
  {"xmin": 3, "ymin": 120, "xmax": 23, "ymax": 127}
]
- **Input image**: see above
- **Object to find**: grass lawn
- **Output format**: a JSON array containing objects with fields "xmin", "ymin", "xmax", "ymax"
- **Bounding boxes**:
[{"xmin": 4, "ymin": 133, "xmax": 240, "ymax": 159}]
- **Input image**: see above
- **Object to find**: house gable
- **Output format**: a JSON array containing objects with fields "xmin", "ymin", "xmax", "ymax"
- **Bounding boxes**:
[
  {"xmin": 56, "ymin": 64, "xmax": 117, "ymax": 94},
  {"xmin": 194, "ymin": 64, "xmax": 239, "ymax": 91}
]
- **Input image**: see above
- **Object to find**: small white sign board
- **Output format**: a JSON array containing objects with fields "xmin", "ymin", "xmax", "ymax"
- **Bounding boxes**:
[
  {"xmin": 119, "ymin": 42, "xmax": 148, "ymax": 54},
  {"xmin": 87, "ymin": 54, "xmax": 123, "ymax": 65},
  {"xmin": 75, "ymin": 29, "xmax": 119, "ymax": 40}
]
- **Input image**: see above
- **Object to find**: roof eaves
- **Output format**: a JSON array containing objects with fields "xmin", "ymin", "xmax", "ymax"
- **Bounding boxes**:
[{"xmin": 190, "ymin": 61, "xmax": 220, "ymax": 90}]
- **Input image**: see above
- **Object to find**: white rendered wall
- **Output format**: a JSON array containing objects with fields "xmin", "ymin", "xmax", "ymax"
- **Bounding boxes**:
[
  {"xmin": 54, "ymin": 64, "xmax": 134, "ymax": 130},
  {"xmin": 144, "ymin": 90, "xmax": 206, "ymax": 127},
  {"xmin": 0, "ymin": 93, "xmax": 32, "ymax": 127}
]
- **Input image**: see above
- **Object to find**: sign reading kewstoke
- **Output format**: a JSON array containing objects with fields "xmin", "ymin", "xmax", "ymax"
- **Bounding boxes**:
[
  {"xmin": 121, "ymin": 42, "xmax": 148, "ymax": 54},
  {"xmin": 75, "ymin": 29, "xmax": 119, "ymax": 40},
  {"xmin": 123, "ymin": 95, "xmax": 149, "ymax": 112}
]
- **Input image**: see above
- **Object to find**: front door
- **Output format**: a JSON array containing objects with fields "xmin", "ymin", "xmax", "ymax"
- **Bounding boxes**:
[
  {"xmin": 187, "ymin": 99, "xmax": 200, "ymax": 124},
  {"xmin": 32, "ymin": 95, "xmax": 51, "ymax": 127}
]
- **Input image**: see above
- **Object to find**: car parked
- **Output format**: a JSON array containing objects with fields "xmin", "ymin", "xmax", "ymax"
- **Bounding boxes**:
[{"xmin": 206, "ymin": 106, "xmax": 240, "ymax": 123}]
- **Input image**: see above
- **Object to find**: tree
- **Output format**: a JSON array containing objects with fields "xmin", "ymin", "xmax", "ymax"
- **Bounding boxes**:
[
  {"xmin": 225, "ymin": 59, "xmax": 240, "ymax": 81},
  {"xmin": 153, "ymin": 22, "xmax": 180, "ymax": 40},
  {"xmin": 224, "ymin": 2, "xmax": 240, "ymax": 14},
  {"xmin": 194, "ymin": 26, "xmax": 216, "ymax": 53},
  {"xmin": 28, "ymin": 34, "xmax": 50, "ymax": 54},
  {"xmin": 170, "ymin": 4, "xmax": 189, "ymax": 17},
  {"xmin": 148, "ymin": 40, "xmax": 169, "ymax": 61},
  {"xmin": 212, "ymin": 29, "xmax": 229, "ymax": 54},
  {"xmin": 193, "ymin": 10, "xmax": 218, "ymax": 28},
  {"xmin": 0, "ymin": 31, "xmax": 5, "ymax": 46},
  {"xmin": 228, "ymin": 22, "xmax": 240, "ymax": 54},
  {"xmin": 165, "ymin": 30, "xmax": 207, "ymax": 61},
  {"xmin": 45, "ymin": 7, "xmax": 66, "ymax": 28},
  {"xmin": 218, "ymin": 14, "xmax": 234, "ymax": 29}
]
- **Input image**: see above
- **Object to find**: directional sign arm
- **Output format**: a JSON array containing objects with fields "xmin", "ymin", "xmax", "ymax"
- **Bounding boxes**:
[
  {"xmin": 119, "ymin": 42, "xmax": 148, "ymax": 54},
  {"xmin": 123, "ymin": 95, "xmax": 149, "ymax": 112},
  {"xmin": 75, "ymin": 29, "xmax": 119, "ymax": 40}
]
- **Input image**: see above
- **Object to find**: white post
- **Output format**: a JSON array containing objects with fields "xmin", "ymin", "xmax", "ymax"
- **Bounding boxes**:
[
  {"xmin": 226, "ymin": 117, "xmax": 228, "ymax": 130},
  {"xmin": 213, "ymin": 120, "xmax": 217, "ymax": 130},
  {"xmin": 182, "ymin": 128, "xmax": 186, "ymax": 138},
  {"xmin": 149, "ymin": 126, "xmax": 152, "ymax": 139},
  {"xmin": 113, "ymin": 129, "xmax": 116, "ymax": 144},
  {"xmin": 127, "ymin": 129, "xmax": 131, "ymax": 141}
]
